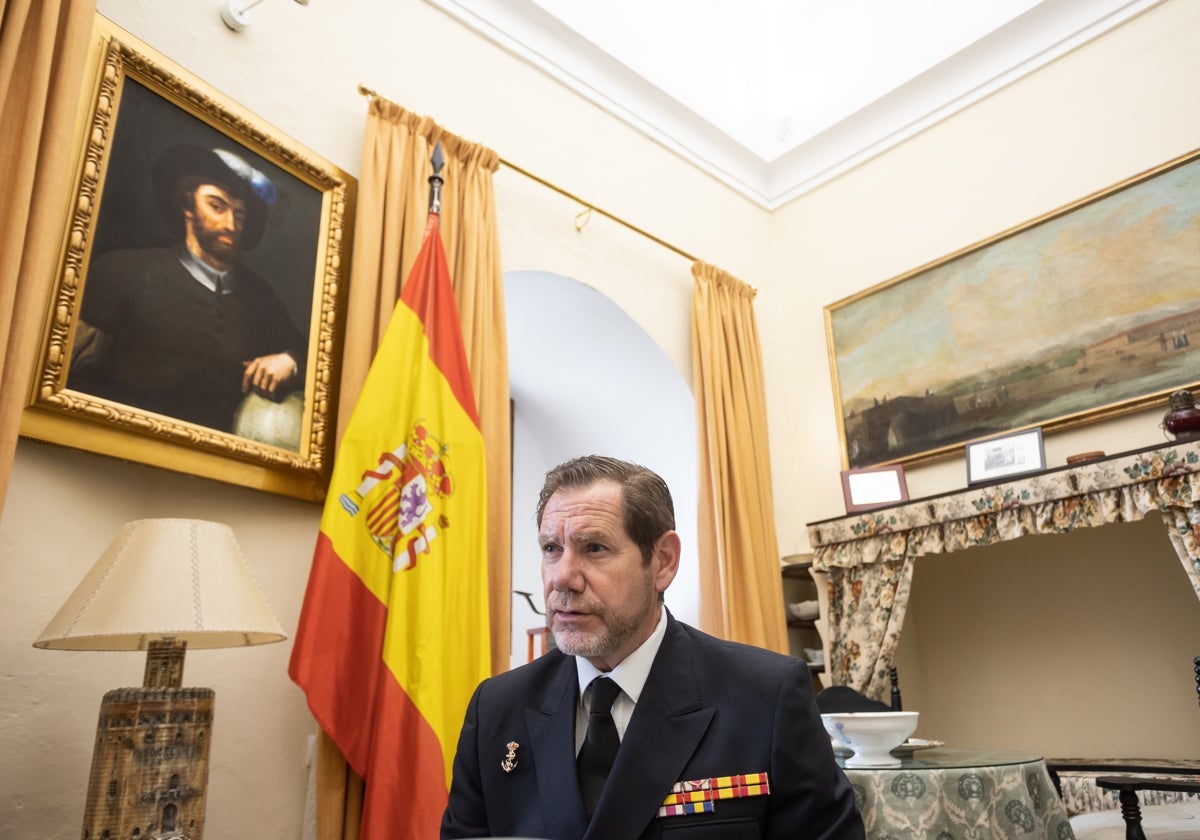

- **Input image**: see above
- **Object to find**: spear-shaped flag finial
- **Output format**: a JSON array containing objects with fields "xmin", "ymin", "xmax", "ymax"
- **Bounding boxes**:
[{"xmin": 429, "ymin": 141, "xmax": 445, "ymax": 214}]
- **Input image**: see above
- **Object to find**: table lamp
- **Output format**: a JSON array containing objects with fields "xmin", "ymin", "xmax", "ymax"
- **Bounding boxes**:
[{"xmin": 33, "ymin": 518, "xmax": 287, "ymax": 840}]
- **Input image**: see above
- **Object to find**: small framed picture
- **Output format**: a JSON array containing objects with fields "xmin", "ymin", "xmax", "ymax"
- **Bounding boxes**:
[
  {"xmin": 966, "ymin": 428, "xmax": 1046, "ymax": 485},
  {"xmin": 840, "ymin": 465, "xmax": 909, "ymax": 513}
]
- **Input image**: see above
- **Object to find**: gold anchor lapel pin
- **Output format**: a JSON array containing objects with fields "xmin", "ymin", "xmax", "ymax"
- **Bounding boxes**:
[{"xmin": 501, "ymin": 741, "xmax": 520, "ymax": 773}]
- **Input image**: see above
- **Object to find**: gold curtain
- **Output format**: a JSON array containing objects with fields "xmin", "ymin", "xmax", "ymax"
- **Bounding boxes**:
[
  {"xmin": 690, "ymin": 261, "xmax": 788, "ymax": 653},
  {"xmin": 0, "ymin": 0, "xmax": 95, "ymax": 518},
  {"xmin": 315, "ymin": 96, "xmax": 510, "ymax": 840}
]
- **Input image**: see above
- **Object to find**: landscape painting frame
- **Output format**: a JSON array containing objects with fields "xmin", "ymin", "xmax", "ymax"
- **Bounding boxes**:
[
  {"xmin": 825, "ymin": 147, "xmax": 1200, "ymax": 470},
  {"xmin": 20, "ymin": 17, "xmax": 355, "ymax": 502}
]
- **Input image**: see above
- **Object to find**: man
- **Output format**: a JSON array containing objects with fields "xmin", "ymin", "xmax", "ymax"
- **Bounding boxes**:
[
  {"xmin": 69, "ymin": 144, "xmax": 305, "ymax": 434},
  {"xmin": 441, "ymin": 455, "xmax": 864, "ymax": 839}
]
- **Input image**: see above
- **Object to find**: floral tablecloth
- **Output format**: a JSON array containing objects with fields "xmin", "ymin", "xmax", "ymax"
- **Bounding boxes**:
[{"xmin": 841, "ymin": 750, "xmax": 1075, "ymax": 839}]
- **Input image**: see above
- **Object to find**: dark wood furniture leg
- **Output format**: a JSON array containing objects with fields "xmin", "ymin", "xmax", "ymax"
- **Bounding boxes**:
[
  {"xmin": 889, "ymin": 666, "xmax": 902, "ymax": 711},
  {"xmin": 1095, "ymin": 776, "xmax": 1200, "ymax": 840}
]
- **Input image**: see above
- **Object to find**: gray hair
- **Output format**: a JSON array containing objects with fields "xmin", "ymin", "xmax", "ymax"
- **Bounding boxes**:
[{"xmin": 536, "ymin": 455, "xmax": 674, "ymax": 564}]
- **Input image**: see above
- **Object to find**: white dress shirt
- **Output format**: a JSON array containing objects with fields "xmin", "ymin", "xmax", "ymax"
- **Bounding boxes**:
[{"xmin": 574, "ymin": 606, "xmax": 668, "ymax": 754}]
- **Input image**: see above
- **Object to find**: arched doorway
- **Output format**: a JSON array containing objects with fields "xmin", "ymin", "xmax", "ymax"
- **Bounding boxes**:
[{"xmin": 505, "ymin": 270, "xmax": 698, "ymax": 668}]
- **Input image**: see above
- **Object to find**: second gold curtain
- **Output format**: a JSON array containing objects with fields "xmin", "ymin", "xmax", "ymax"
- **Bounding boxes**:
[{"xmin": 691, "ymin": 261, "xmax": 788, "ymax": 654}]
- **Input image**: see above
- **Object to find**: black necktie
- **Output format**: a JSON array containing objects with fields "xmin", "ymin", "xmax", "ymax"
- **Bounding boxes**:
[{"xmin": 577, "ymin": 676, "xmax": 621, "ymax": 818}]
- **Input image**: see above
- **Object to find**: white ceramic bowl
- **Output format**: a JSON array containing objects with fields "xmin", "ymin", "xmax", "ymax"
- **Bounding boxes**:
[{"xmin": 820, "ymin": 711, "xmax": 919, "ymax": 767}]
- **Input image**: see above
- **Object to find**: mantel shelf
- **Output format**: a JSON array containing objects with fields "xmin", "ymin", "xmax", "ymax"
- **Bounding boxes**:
[
  {"xmin": 804, "ymin": 437, "xmax": 1200, "ymax": 694},
  {"xmin": 807, "ymin": 438, "xmax": 1200, "ymax": 561}
]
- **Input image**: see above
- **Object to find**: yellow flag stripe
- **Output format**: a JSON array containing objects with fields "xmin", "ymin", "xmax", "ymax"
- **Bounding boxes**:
[{"xmin": 321, "ymin": 296, "xmax": 489, "ymax": 785}]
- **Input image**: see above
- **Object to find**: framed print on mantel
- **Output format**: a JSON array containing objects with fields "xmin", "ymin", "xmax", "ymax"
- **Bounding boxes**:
[
  {"xmin": 20, "ymin": 16, "xmax": 356, "ymax": 502},
  {"xmin": 966, "ymin": 428, "xmax": 1046, "ymax": 486},
  {"xmin": 840, "ymin": 465, "xmax": 909, "ymax": 513}
]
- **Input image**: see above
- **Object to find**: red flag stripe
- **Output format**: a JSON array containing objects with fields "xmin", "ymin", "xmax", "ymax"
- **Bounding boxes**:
[
  {"xmin": 400, "ymin": 214, "xmax": 479, "ymax": 427},
  {"xmin": 289, "ymin": 535, "xmax": 448, "ymax": 836},
  {"xmin": 289, "ymin": 534, "xmax": 386, "ymax": 772},
  {"xmin": 365, "ymin": 488, "xmax": 401, "ymax": 535}
]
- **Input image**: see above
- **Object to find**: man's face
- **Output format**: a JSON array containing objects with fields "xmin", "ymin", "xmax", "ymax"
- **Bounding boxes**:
[
  {"xmin": 184, "ymin": 183, "xmax": 246, "ymax": 267},
  {"xmin": 539, "ymin": 479, "xmax": 678, "ymax": 671}
]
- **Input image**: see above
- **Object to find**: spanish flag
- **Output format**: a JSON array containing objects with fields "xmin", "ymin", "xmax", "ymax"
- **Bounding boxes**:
[{"xmin": 289, "ymin": 211, "xmax": 489, "ymax": 838}]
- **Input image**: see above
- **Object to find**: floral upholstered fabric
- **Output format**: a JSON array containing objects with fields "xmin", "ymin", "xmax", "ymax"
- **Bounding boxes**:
[{"xmin": 808, "ymin": 440, "xmax": 1200, "ymax": 698}]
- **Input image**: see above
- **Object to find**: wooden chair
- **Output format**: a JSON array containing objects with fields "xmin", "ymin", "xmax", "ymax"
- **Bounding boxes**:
[
  {"xmin": 816, "ymin": 667, "xmax": 903, "ymax": 713},
  {"xmin": 1047, "ymin": 657, "xmax": 1200, "ymax": 840}
]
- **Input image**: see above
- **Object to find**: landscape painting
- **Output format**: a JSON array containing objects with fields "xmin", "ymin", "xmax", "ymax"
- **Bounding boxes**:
[{"xmin": 826, "ymin": 149, "xmax": 1200, "ymax": 469}]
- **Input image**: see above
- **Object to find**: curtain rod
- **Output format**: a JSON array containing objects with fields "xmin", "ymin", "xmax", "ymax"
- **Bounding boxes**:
[
  {"xmin": 498, "ymin": 158, "xmax": 697, "ymax": 263},
  {"xmin": 358, "ymin": 84, "xmax": 697, "ymax": 264}
]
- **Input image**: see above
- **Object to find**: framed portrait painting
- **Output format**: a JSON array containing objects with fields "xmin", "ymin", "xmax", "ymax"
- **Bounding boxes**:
[{"xmin": 20, "ymin": 17, "xmax": 355, "ymax": 502}]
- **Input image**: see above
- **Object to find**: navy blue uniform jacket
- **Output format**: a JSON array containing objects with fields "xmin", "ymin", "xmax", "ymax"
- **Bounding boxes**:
[{"xmin": 441, "ymin": 612, "xmax": 864, "ymax": 840}]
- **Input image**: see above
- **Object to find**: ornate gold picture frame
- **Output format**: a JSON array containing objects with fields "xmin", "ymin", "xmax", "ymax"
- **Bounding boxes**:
[
  {"xmin": 21, "ymin": 18, "xmax": 354, "ymax": 501},
  {"xmin": 826, "ymin": 148, "xmax": 1200, "ymax": 470}
]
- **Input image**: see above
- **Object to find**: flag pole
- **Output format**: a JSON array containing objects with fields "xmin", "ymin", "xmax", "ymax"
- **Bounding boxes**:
[{"xmin": 429, "ymin": 141, "xmax": 444, "ymax": 214}]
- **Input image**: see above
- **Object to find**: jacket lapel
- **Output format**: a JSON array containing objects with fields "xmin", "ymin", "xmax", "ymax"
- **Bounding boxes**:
[
  {"xmin": 526, "ymin": 656, "xmax": 589, "ymax": 840},
  {"xmin": 583, "ymin": 614, "xmax": 714, "ymax": 840}
]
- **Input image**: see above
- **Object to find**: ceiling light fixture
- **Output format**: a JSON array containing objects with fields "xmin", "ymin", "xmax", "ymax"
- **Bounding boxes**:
[{"xmin": 221, "ymin": 0, "xmax": 309, "ymax": 32}]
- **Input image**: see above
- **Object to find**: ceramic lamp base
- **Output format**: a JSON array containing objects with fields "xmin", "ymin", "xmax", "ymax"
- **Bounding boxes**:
[{"xmin": 81, "ymin": 686, "xmax": 213, "ymax": 840}]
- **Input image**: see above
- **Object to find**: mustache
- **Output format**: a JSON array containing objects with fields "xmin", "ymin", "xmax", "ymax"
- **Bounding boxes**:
[{"xmin": 546, "ymin": 593, "xmax": 599, "ymax": 614}]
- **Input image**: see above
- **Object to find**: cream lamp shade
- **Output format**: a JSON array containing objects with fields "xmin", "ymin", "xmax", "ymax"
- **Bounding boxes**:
[{"xmin": 34, "ymin": 518, "xmax": 286, "ymax": 651}]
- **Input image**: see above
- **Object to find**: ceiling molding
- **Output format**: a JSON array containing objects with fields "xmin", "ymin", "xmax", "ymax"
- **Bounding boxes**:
[{"xmin": 425, "ymin": 0, "xmax": 1163, "ymax": 210}]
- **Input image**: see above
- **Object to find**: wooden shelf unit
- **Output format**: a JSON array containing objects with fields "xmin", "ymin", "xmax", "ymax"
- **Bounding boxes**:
[{"xmin": 781, "ymin": 560, "xmax": 827, "ymax": 681}]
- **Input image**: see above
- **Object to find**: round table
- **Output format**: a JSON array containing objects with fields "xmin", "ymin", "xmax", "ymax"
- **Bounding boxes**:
[{"xmin": 837, "ymin": 748, "xmax": 1075, "ymax": 839}]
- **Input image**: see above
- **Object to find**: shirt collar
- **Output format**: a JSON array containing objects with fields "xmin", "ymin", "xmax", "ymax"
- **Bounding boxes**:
[
  {"xmin": 575, "ymin": 605, "xmax": 668, "ymax": 706},
  {"xmin": 177, "ymin": 245, "xmax": 236, "ymax": 294}
]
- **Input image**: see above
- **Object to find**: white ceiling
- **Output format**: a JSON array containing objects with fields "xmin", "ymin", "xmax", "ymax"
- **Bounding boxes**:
[{"xmin": 426, "ymin": 0, "xmax": 1161, "ymax": 208}]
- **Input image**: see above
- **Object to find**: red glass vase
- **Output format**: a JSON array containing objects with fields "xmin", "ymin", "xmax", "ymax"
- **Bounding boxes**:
[{"xmin": 1163, "ymin": 390, "xmax": 1200, "ymax": 437}]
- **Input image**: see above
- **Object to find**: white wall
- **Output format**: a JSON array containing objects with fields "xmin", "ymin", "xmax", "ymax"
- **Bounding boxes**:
[
  {"xmin": 894, "ymin": 516, "xmax": 1200, "ymax": 759},
  {"xmin": 5, "ymin": 0, "xmax": 1200, "ymax": 836},
  {"xmin": 763, "ymin": 0, "xmax": 1200, "ymax": 543},
  {"xmin": 0, "ymin": 443, "xmax": 319, "ymax": 838},
  {"xmin": 761, "ymin": 0, "xmax": 1200, "ymax": 757},
  {"xmin": 1, "ymin": 2, "xmax": 756, "ymax": 838}
]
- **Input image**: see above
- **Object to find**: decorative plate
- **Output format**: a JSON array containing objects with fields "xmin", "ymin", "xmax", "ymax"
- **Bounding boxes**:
[{"xmin": 891, "ymin": 738, "xmax": 944, "ymax": 756}]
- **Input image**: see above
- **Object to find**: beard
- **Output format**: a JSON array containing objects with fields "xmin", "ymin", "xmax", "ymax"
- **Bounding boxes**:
[
  {"xmin": 547, "ymin": 590, "xmax": 656, "ymax": 660},
  {"xmin": 194, "ymin": 223, "xmax": 240, "ymax": 266}
]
